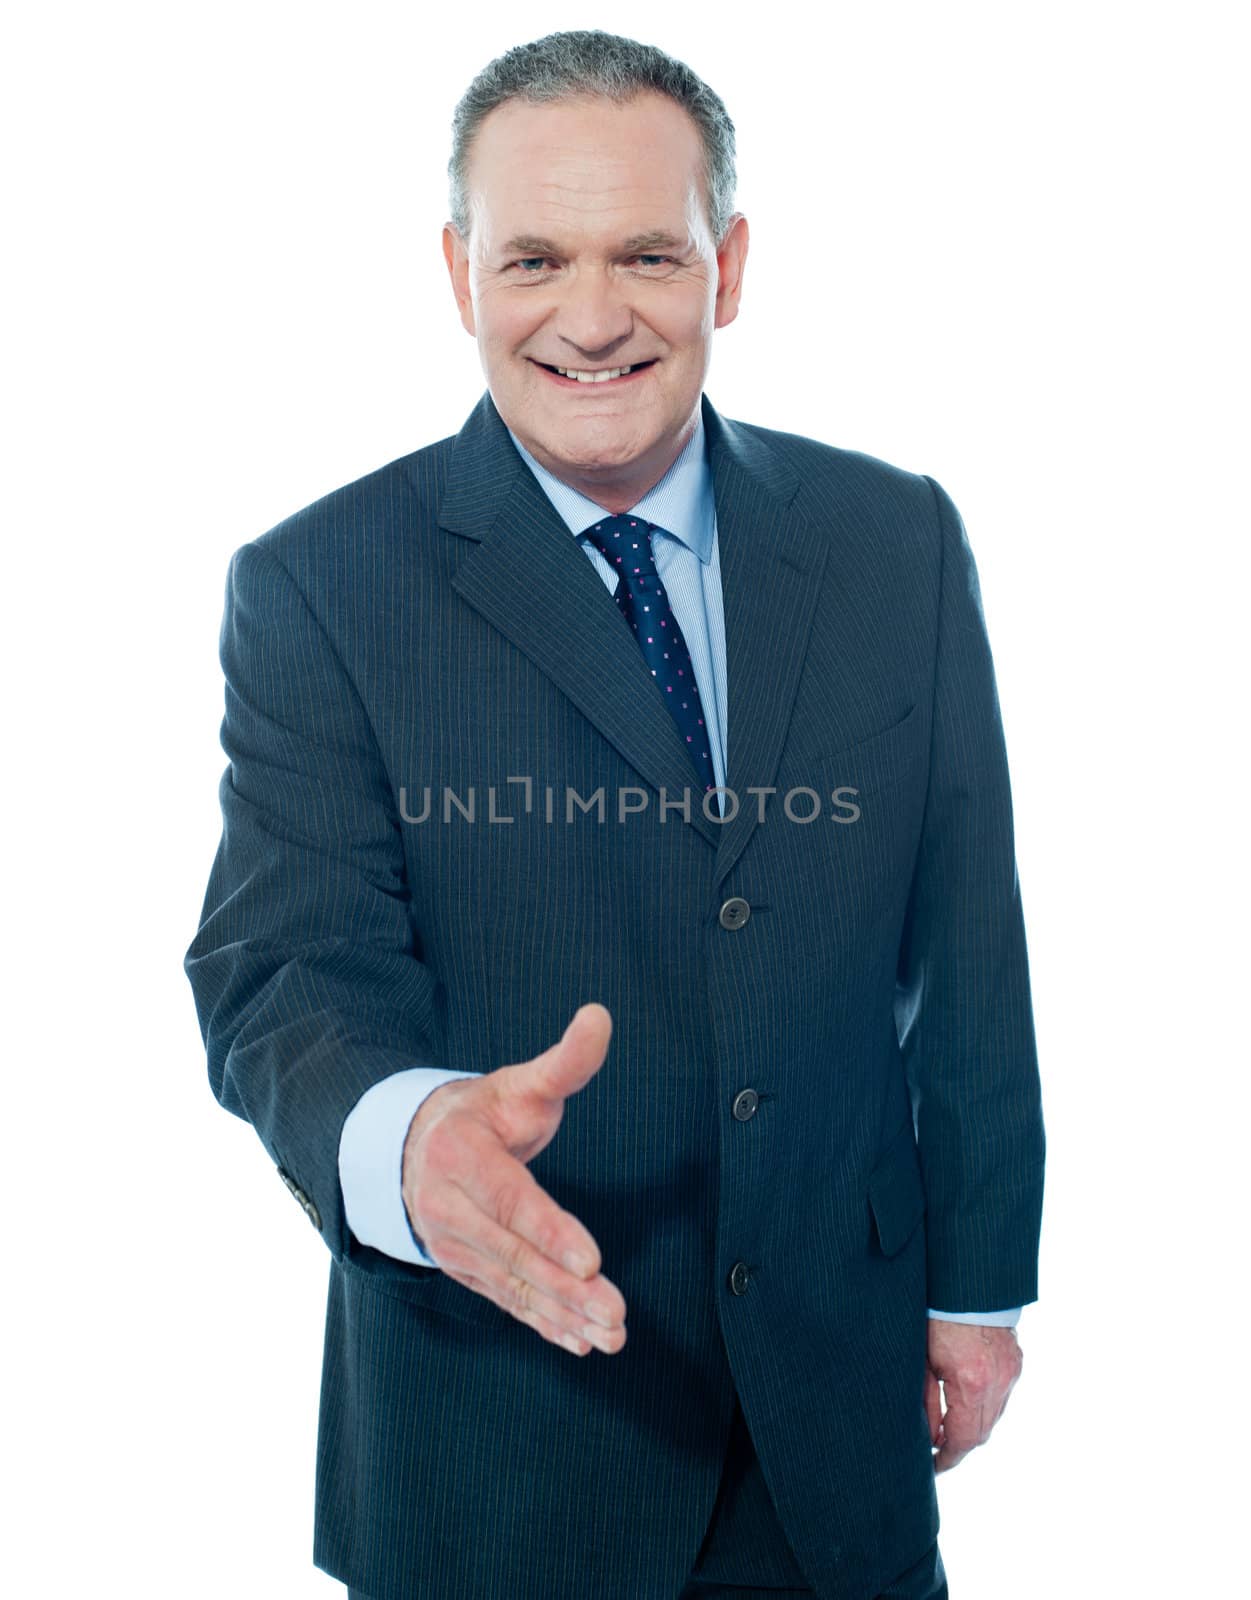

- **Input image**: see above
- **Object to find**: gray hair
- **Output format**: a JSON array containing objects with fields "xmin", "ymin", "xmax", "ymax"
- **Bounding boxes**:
[{"xmin": 447, "ymin": 29, "xmax": 737, "ymax": 251}]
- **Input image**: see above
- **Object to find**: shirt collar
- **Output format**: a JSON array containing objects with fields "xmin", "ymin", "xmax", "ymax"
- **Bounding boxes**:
[{"xmin": 504, "ymin": 408, "xmax": 715, "ymax": 564}]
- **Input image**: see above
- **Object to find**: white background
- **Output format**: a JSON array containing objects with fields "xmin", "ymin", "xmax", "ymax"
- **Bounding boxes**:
[{"xmin": 5, "ymin": 2, "xmax": 1246, "ymax": 1595}]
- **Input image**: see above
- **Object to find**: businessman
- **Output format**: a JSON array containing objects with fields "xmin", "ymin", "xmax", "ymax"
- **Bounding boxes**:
[{"xmin": 185, "ymin": 28, "xmax": 1044, "ymax": 1600}]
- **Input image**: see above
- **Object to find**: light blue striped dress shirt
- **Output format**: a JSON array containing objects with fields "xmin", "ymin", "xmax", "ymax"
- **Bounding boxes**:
[{"xmin": 337, "ymin": 409, "xmax": 1022, "ymax": 1327}]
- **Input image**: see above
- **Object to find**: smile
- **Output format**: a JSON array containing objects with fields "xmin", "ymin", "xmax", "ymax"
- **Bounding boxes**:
[{"xmin": 530, "ymin": 359, "xmax": 658, "ymax": 388}]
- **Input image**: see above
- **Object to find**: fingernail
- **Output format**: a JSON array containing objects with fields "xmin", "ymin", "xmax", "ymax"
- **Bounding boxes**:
[{"xmin": 563, "ymin": 1249, "xmax": 594, "ymax": 1274}]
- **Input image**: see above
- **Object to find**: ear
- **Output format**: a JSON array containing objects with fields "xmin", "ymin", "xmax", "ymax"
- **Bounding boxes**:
[
  {"xmin": 713, "ymin": 214, "xmax": 749, "ymax": 331},
  {"xmin": 443, "ymin": 224, "xmax": 477, "ymax": 338}
]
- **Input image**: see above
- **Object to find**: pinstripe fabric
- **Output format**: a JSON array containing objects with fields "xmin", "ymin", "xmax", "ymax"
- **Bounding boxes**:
[{"xmin": 184, "ymin": 388, "xmax": 1044, "ymax": 1600}]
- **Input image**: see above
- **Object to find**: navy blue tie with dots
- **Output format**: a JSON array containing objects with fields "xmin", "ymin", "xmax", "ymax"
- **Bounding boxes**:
[{"xmin": 579, "ymin": 514, "xmax": 716, "ymax": 798}]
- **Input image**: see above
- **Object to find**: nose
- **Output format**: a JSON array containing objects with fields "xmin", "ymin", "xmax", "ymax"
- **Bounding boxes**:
[{"xmin": 554, "ymin": 265, "xmax": 634, "ymax": 366}]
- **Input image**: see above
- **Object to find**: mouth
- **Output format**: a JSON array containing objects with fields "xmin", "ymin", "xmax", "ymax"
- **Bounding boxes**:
[{"xmin": 529, "ymin": 358, "xmax": 658, "ymax": 389}]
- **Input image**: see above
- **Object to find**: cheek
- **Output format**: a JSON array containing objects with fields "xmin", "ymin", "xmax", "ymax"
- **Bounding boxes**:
[
  {"xmin": 659, "ymin": 319, "xmax": 707, "ymax": 363},
  {"xmin": 477, "ymin": 297, "xmax": 536, "ymax": 348}
]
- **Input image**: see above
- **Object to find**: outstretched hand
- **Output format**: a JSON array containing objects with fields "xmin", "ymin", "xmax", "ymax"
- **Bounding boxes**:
[
  {"xmin": 401, "ymin": 1003, "xmax": 627, "ymax": 1358},
  {"xmin": 925, "ymin": 1320, "xmax": 1023, "ymax": 1472}
]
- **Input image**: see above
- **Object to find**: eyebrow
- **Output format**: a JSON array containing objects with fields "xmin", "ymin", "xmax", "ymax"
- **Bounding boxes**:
[{"xmin": 497, "ymin": 230, "xmax": 688, "ymax": 258}]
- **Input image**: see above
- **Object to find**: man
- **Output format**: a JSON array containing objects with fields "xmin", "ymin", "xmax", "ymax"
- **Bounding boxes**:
[{"xmin": 185, "ymin": 28, "xmax": 1044, "ymax": 1600}]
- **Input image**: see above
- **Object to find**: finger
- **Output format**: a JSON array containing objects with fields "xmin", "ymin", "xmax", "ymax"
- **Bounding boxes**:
[
  {"xmin": 936, "ymin": 1383, "xmax": 992, "ymax": 1462},
  {"xmin": 931, "ymin": 1384, "xmax": 975, "ymax": 1471},
  {"xmin": 435, "ymin": 1114, "xmax": 616, "ymax": 1289},
  {"xmin": 417, "ymin": 1149, "xmax": 627, "ymax": 1333},
  {"xmin": 938, "ymin": 1375, "xmax": 1014, "ymax": 1466},
  {"xmin": 434, "ymin": 1254, "xmax": 595, "ymax": 1355},
  {"xmin": 442, "ymin": 1264, "xmax": 628, "ymax": 1357},
  {"xmin": 436, "ymin": 1199, "xmax": 628, "ymax": 1339},
  {"xmin": 933, "ymin": 1437, "xmax": 971, "ymax": 1473}
]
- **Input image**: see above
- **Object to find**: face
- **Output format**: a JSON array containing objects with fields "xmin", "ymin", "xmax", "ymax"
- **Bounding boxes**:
[{"xmin": 443, "ymin": 90, "xmax": 749, "ymax": 512}]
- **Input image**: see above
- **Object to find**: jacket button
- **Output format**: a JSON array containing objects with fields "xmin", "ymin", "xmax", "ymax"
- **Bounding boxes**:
[
  {"xmin": 732, "ymin": 1088, "xmax": 759, "ymax": 1121},
  {"xmin": 729, "ymin": 1261, "xmax": 751, "ymax": 1295},
  {"xmin": 277, "ymin": 1165, "xmax": 322, "ymax": 1232},
  {"xmin": 718, "ymin": 896, "xmax": 750, "ymax": 930}
]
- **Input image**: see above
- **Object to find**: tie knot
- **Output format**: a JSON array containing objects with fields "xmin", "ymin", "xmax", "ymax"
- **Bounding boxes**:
[{"xmin": 580, "ymin": 514, "xmax": 661, "ymax": 582}]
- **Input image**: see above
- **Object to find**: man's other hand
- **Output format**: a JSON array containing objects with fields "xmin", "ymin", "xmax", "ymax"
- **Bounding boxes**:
[
  {"xmin": 401, "ymin": 1003, "xmax": 627, "ymax": 1358},
  {"xmin": 925, "ymin": 1319, "xmax": 1024, "ymax": 1472}
]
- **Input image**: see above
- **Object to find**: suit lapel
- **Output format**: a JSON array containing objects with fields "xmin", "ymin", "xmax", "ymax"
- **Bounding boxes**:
[
  {"xmin": 437, "ymin": 390, "xmax": 832, "ymax": 883},
  {"xmin": 705, "ymin": 402, "xmax": 833, "ymax": 889}
]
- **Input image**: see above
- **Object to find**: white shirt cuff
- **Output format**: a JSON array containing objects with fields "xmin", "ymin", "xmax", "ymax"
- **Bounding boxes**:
[
  {"xmin": 927, "ymin": 1306, "xmax": 1023, "ymax": 1326},
  {"xmin": 338, "ymin": 1067, "xmax": 482, "ymax": 1267}
]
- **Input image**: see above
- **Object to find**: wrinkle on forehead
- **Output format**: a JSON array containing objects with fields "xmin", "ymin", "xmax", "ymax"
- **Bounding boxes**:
[{"xmin": 464, "ymin": 93, "xmax": 709, "ymax": 254}]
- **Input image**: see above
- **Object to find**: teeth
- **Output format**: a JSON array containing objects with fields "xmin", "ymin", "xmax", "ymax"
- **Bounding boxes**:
[{"xmin": 555, "ymin": 365, "xmax": 636, "ymax": 382}]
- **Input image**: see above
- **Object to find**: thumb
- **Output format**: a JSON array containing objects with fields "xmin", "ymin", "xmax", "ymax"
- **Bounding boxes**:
[{"xmin": 518, "ymin": 1003, "xmax": 614, "ymax": 1104}]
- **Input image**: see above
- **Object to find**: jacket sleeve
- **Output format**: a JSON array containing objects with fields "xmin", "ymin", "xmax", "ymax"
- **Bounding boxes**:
[
  {"xmin": 184, "ymin": 536, "xmax": 456, "ymax": 1266},
  {"xmin": 893, "ymin": 477, "xmax": 1046, "ymax": 1312}
]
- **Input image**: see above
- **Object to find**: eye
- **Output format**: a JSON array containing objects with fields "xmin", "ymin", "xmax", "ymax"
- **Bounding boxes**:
[{"xmin": 506, "ymin": 255, "xmax": 675, "ymax": 273}]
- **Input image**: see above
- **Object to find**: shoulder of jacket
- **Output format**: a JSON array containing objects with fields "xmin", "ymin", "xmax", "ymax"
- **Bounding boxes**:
[
  {"xmin": 248, "ymin": 431, "xmax": 457, "ymax": 572},
  {"xmin": 731, "ymin": 415, "xmax": 940, "ymax": 531}
]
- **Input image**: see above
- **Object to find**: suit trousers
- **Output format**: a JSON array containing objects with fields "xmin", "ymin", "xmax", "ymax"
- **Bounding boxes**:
[{"xmin": 345, "ymin": 1390, "xmax": 946, "ymax": 1600}]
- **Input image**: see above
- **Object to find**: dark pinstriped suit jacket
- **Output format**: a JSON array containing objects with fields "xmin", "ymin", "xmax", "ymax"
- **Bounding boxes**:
[{"xmin": 184, "ymin": 387, "xmax": 1045, "ymax": 1600}]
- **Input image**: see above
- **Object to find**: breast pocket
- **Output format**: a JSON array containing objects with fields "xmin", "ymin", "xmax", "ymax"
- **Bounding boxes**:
[
  {"xmin": 775, "ymin": 705, "xmax": 926, "ymax": 918},
  {"xmin": 796, "ymin": 702, "xmax": 921, "ymax": 776}
]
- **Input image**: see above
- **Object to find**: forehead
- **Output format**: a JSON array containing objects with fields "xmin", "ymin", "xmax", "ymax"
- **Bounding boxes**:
[{"xmin": 466, "ymin": 91, "xmax": 705, "ymax": 249}]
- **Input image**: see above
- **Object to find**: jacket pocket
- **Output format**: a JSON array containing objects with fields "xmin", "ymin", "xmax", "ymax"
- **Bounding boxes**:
[
  {"xmin": 795, "ymin": 701, "xmax": 920, "ymax": 772},
  {"xmin": 867, "ymin": 1116, "xmax": 927, "ymax": 1257},
  {"xmin": 340, "ymin": 1243, "xmax": 512, "ymax": 1331}
]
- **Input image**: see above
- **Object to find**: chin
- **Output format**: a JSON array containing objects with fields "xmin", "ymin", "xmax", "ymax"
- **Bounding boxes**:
[{"xmin": 550, "ymin": 421, "xmax": 659, "ymax": 457}]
